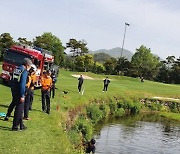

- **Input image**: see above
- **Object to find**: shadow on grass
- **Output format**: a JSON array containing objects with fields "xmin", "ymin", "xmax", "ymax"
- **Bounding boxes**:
[
  {"xmin": 31, "ymin": 108, "xmax": 43, "ymax": 113},
  {"xmin": 33, "ymin": 93, "xmax": 41, "ymax": 97},
  {"xmin": 0, "ymin": 125, "xmax": 11, "ymax": 131},
  {"xmin": 0, "ymin": 104, "xmax": 9, "ymax": 108},
  {"xmin": 0, "ymin": 78, "xmax": 10, "ymax": 87}
]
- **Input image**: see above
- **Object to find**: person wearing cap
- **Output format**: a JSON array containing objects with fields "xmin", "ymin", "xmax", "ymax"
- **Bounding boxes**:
[
  {"xmin": 41, "ymin": 70, "xmax": 52, "ymax": 114},
  {"xmin": 23, "ymin": 65, "xmax": 36, "ymax": 120},
  {"xmin": 103, "ymin": 77, "xmax": 110, "ymax": 92},
  {"xmin": 78, "ymin": 74, "xmax": 84, "ymax": 93},
  {"xmin": 10, "ymin": 58, "xmax": 32, "ymax": 131}
]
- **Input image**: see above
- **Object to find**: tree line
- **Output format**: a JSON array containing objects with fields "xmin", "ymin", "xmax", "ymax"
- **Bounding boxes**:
[{"xmin": 0, "ymin": 32, "xmax": 179, "ymax": 84}]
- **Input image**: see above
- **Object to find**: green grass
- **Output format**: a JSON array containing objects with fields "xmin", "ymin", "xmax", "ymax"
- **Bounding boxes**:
[
  {"xmin": 160, "ymin": 112, "xmax": 180, "ymax": 121},
  {"xmin": 0, "ymin": 69, "xmax": 180, "ymax": 153}
]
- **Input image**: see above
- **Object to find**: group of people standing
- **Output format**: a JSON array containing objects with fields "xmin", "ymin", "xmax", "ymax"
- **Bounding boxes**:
[
  {"xmin": 4, "ymin": 58, "xmax": 57, "ymax": 131},
  {"xmin": 3, "ymin": 58, "xmax": 109, "ymax": 131}
]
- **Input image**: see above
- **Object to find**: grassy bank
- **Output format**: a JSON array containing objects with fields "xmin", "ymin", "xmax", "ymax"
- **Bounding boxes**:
[{"xmin": 0, "ymin": 69, "xmax": 180, "ymax": 153}]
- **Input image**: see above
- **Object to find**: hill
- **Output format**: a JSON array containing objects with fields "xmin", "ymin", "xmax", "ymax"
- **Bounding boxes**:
[{"xmin": 90, "ymin": 47, "xmax": 134, "ymax": 61}]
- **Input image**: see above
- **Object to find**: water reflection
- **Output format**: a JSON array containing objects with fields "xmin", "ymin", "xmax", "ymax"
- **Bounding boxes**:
[{"xmin": 94, "ymin": 114, "xmax": 180, "ymax": 154}]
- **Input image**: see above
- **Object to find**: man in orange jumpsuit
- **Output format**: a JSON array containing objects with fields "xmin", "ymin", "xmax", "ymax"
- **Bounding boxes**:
[{"xmin": 41, "ymin": 70, "xmax": 52, "ymax": 114}]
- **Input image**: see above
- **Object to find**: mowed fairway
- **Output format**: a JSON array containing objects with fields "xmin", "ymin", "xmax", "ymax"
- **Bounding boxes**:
[{"xmin": 0, "ymin": 69, "xmax": 180, "ymax": 154}]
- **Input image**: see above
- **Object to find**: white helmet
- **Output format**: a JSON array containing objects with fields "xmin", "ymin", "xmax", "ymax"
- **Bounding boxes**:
[{"xmin": 31, "ymin": 64, "xmax": 37, "ymax": 72}]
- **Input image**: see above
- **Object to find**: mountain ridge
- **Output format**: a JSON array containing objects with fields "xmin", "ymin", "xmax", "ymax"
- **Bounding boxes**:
[{"xmin": 90, "ymin": 47, "xmax": 134, "ymax": 61}]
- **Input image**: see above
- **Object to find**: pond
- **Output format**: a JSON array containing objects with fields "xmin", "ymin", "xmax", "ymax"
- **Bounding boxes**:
[{"xmin": 94, "ymin": 114, "xmax": 180, "ymax": 154}]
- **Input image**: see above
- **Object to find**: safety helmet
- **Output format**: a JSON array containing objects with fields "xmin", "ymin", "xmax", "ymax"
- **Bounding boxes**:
[{"xmin": 31, "ymin": 64, "xmax": 37, "ymax": 72}]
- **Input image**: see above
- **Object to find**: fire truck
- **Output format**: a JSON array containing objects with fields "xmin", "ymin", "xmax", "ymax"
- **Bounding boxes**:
[{"xmin": 0, "ymin": 44, "xmax": 54, "ymax": 87}]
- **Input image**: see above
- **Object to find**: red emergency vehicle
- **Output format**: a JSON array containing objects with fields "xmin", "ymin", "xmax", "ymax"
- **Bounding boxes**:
[{"xmin": 0, "ymin": 44, "xmax": 54, "ymax": 87}]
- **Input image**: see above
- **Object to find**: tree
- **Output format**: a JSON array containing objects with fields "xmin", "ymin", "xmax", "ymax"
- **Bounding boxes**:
[
  {"xmin": 93, "ymin": 52, "xmax": 112, "ymax": 63},
  {"xmin": 131, "ymin": 45, "xmax": 159, "ymax": 79},
  {"xmin": 93, "ymin": 62, "xmax": 105, "ymax": 74},
  {"xmin": 115, "ymin": 57, "xmax": 131, "ymax": 76},
  {"xmin": 0, "ymin": 33, "xmax": 14, "ymax": 60},
  {"xmin": 66, "ymin": 38, "xmax": 89, "ymax": 57},
  {"xmin": 156, "ymin": 61, "xmax": 169, "ymax": 83},
  {"xmin": 64, "ymin": 55, "xmax": 76, "ymax": 71},
  {"xmin": 156, "ymin": 56, "xmax": 177, "ymax": 83},
  {"xmin": 33, "ymin": 32, "xmax": 65, "ymax": 66},
  {"xmin": 171, "ymin": 57, "xmax": 180, "ymax": 84},
  {"xmin": 17, "ymin": 37, "xmax": 32, "ymax": 46},
  {"xmin": 165, "ymin": 56, "xmax": 175, "ymax": 72},
  {"xmin": 84, "ymin": 54, "xmax": 94, "ymax": 72},
  {"xmin": 104, "ymin": 58, "xmax": 117, "ymax": 75},
  {"xmin": 74, "ymin": 56, "xmax": 85, "ymax": 71}
]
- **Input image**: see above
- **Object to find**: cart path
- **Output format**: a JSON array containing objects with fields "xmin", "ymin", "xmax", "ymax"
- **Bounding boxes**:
[{"xmin": 152, "ymin": 96, "xmax": 180, "ymax": 103}]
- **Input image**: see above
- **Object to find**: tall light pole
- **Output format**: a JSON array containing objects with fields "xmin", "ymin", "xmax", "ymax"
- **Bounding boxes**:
[{"xmin": 121, "ymin": 22, "xmax": 130, "ymax": 57}]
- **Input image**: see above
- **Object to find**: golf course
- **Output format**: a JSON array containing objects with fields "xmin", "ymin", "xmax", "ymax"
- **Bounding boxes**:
[{"xmin": 0, "ymin": 69, "xmax": 180, "ymax": 154}]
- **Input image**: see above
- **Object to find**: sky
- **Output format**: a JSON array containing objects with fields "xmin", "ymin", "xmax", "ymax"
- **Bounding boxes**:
[{"xmin": 0, "ymin": 0, "xmax": 180, "ymax": 59}]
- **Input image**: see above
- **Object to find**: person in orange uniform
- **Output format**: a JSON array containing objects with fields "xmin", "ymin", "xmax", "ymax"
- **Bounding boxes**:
[
  {"xmin": 23, "ymin": 65, "xmax": 36, "ymax": 120},
  {"xmin": 29, "ymin": 65, "xmax": 37, "ymax": 110},
  {"xmin": 41, "ymin": 70, "xmax": 52, "ymax": 114}
]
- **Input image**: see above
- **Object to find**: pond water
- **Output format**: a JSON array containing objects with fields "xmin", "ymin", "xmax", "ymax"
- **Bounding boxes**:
[{"xmin": 94, "ymin": 114, "xmax": 180, "ymax": 154}]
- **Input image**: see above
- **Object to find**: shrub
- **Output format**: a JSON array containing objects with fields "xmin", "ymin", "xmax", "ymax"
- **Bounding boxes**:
[
  {"xmin": 99, "ymin": 104, "xmax": 110, "ymax": 118},
  {"xmin": 115, "ymin": 108, "xmax": 125, "ymax": 117},
  {"xmin": 148, "ymin": 103, "xmax": 158, "ymax": 111},
  {"xmin": 86, "ymin": 105, "xmax": 103, "ymax": 124},
  {"xmin": 109, "ymin": 101, "xmax": 117, "ymax": 114},
  {"xmin": 73, "ymin": 117, "xmax": 93, "ymax": 141},
  {"xmin": 68, "ymin": 129, "xmax": 82, "ymax": 146}
]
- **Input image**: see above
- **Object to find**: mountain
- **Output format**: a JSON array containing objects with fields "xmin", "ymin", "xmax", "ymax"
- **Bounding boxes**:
[{"xmin": 90, "ymin": 47, "xmax": 134, "ymax": 61}]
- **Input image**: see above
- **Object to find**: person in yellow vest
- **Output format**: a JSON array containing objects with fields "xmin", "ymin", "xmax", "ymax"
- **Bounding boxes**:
[
  {"xmin": 29, "ymin": 65, "xmax": 37, "ymax": 110},
  {"xmin": 41, "ymin": 70, "xmax": 52, "ymax": 114},
  {"xmin": 23, "ymin": 66, "xmax": 36, "ymax": 120}
]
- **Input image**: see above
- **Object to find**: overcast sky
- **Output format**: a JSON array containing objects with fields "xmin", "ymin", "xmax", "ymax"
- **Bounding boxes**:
[{"xmin": 0, "ymin": 0, "xmax": 180, "ymax": 59}]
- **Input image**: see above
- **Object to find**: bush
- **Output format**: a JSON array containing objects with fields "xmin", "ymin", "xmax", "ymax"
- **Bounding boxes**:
[
  {"xmin": 73, "ymin": 117, "xmax": 93, "ymax": 141},
  {"xmin": 109, "ymin": 101, "xmax": 117, "ymax": 114},
  {"xmin": 86, "ymin": 105, "xmax": 103, "ymax": 124},
  {"xmin": 148, "ymin": 103, "xmax": 158, "ymax": 111},
  {"xmin": 169, "ymin": 102, "xmax": 179, "ymax": 113},
  {"xmin": 68, "ymin": 129, "xmax": 82, "ymax": 146},
  {"xmin": 99, "ymin": 104, "xmax": 110, "ymax": 118},
  {"xmin": 115, "ymin": 108, "xmax": 125, "ymax": 117}
]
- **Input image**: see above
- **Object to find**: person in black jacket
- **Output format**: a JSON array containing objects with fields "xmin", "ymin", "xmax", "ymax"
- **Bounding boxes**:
[
  {"xmin": 11, "ymin": 58, "xmax": 32, "ymax": 131},
  {"xmin": 103, "ymin": 77, "xmax": 110, "ymax": 92},
  {"xmin": 78, "ymin": 74, "xmax": 84, "ymax": 93},
  {"xmin": 50, "ymin": 70, "xmax": 57, "ymax": 98},
  {"xmin": 85, "ymin": 139, "xmax": 96, "ymax": 153}
]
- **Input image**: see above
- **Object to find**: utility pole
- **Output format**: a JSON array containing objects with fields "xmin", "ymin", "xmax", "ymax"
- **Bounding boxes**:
[{"xmin": 121, "ymin": 22, "xmax": 130, "ymax": 57}]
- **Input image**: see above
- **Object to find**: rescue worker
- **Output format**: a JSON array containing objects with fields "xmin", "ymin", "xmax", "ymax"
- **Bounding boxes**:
[
  {"xmin": 41, "ymin": 70, "xmax": 52, "ymax": 114},
  {"xmin": 4, "ymin": 59, "xmax": 32, "ymax": 122},
  {"xmin": 85, "ymin": 139, "xmax": 96, "ymax": 153},
  {"xmin": 29, "ymin": 65, "xmax": 37, "ymax": 110},
  {"xmin": 23, "ymin": 65, "xmax": 36, "ymax": 120},
  {"xmin": 11, "ymin": 58, "xmax": 32, "ymax": 131},
  {"xmin": 78, "ymin": 74, "xmax": 84, "ymax": 93},
  {"xmin": 103, "ymin": 77, "xmax": 110, "ymax": 92},
  {"xmin": 50, "ymin": 69, "xmax": 57, "ymax": 98}
]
